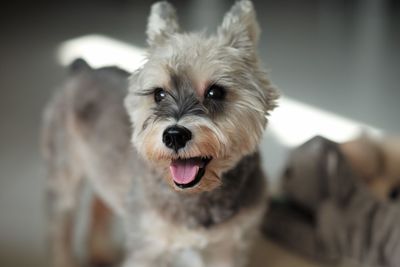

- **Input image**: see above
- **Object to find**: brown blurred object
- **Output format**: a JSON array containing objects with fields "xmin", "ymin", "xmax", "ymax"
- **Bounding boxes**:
[
  {"xmin": 340, "ymin": 135, "xmax": 400, "ymax": 201},
  {"xmin": 247, "ymin": 237, "xmax": 322, "ymax": 267},
  {"xmin": 88, "ymin": 196, "xmax": 120, "ymax": 266}
]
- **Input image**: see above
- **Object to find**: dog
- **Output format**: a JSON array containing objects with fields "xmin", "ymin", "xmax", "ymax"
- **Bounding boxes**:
[
  {"xmin": 42, "ymin": 1, "xmax": 278, "ymax": 266},
  {"xmin": 264, "ymin": 136, "xmax": 400, "ymax": 267}
]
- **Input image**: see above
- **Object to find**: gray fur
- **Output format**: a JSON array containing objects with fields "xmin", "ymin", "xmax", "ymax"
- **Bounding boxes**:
[
  {"xmin": 43, "ymin": 1, "xmax": 278, "ymax": 266},
  {"xmin": 136, "ymin": 151, "xmax": 266, "ymax": 229},
  {"xmin": 151, "ymin": 73, "xmax": 207, "ymax": 121},
  {"xmin": 42, "ymin": 62, "xmax": 132, "ymax": 267},
  {"xmin": 263, "ymin": 136, "xmax": 400, "ymax": 267},
  {"xmin": 218, "ymin": 0, "xmax": 260, "ymax": 50},
  {"xmin": 43, "ymin": 61, "xmax": 267, "ymax": 267},
  {"xmin": 147, "ymin": 1, "xmax": 180, "ymax": 46}
]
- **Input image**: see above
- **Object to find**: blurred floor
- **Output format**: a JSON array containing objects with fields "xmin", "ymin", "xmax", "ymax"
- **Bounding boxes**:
[{"xmin": 0, "ymin": 0, "xmax": 399, "ymax": 266}]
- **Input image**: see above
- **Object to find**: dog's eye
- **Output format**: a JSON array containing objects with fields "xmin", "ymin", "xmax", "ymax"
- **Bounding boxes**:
[
  {"xmin": 154, "ymin": 88, "xmax": 166, "ymax": 103},
  {"xmin": 205, "ymin": 84, "xmax": 226, "ymax": 101}
]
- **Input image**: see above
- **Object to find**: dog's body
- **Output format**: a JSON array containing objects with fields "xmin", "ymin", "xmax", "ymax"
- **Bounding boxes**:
[
  {"xmin": 42, "ymin": 1, "xmax": 278, "ymax": 267},
  {"xmin": 264, "ymin": 136, "xmax": 400, "ymax": 267}
]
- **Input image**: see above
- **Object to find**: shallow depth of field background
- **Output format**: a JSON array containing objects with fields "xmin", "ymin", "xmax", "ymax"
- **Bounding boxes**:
[{"xmin": 0, "ymin": 0, "xmax": 399, "ymax": 266}]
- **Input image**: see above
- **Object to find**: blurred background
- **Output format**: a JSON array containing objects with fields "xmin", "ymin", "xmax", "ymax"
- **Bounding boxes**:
[{"xmin": 0, "ymin": 0, "xmax": 399, "ymax": 266}]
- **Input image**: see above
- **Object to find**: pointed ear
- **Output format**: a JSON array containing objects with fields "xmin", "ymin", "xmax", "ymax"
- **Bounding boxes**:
[
  {"xmin": 218, "ymin": 1, "xmax": 260, "ymax": 50},
  {"xmin": 146, "ymin": 1, "xmax": 180, "ymax": 47}
]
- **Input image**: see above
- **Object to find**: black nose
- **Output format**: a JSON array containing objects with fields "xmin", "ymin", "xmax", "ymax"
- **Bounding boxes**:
[{"xmin": 162, "ymin": 125, "xmax": 192, "ymax": 151}]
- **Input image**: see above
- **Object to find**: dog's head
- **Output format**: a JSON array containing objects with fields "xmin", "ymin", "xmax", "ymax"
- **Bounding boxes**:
[
  {"xmin": 125, "ymin": 1, "xmax": 278, "ymax": 193},
  {"xmin": 282, "ymin": 136, "xmax": 358, "ymax": 211}
]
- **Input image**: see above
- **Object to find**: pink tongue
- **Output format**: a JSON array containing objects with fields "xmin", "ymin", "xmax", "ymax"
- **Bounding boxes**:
[{"xmin": 170, "ymin": 160, "xmax": 200, "ymax": 185}]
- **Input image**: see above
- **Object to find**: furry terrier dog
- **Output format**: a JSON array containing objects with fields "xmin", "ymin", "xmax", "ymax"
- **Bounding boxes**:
[{"xmin": 42, "ymin": 1, "xmax": 278, "ymax": 266}]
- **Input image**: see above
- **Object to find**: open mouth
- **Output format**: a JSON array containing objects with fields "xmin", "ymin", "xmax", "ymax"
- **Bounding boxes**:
[{"xmin": 170, "ymin": 157, "xmax": 212, "ymax": 189}]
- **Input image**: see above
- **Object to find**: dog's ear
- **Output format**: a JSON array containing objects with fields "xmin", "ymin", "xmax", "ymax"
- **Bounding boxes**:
[
  {"xmin": 218, "ymin": 0, "xmax": 260, "ymax": 50},
  {"xmin": 146, "ymin": 1, "xmax": 180, "ymax": 47}
]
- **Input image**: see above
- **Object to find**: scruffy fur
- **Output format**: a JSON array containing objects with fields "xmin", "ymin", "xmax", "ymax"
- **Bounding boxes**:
[{"xmin": 42, "ymin": 1, "xmax": 278, "ymax": 267}]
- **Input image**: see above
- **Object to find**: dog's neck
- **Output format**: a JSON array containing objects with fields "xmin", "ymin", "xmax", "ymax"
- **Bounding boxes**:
[{"xmin": 141, "ymin": 152, "xmax": 266, "ymax": 228}]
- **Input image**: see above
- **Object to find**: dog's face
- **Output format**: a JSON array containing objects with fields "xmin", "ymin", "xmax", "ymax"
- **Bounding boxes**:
[{"xmin": 125, "ymin": 1, "xmax": 278, "ymax": 193}]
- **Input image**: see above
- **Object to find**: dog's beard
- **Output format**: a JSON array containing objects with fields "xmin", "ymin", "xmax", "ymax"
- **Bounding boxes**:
[
  {"xmin": 129, "ymin": 108, "xmax": 266, "ymax": 193},
  {"xmin": 135, "ymin": 125, "xmax": 243, "ymax": 192},
  {"xmin": 140, "ymin": 145, "xmax": 258, "ymax": 193}
]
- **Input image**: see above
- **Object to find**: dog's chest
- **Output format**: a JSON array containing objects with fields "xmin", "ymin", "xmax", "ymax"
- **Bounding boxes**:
[
  {"xmin": 133, "ymin": 203, "xmax": 265, "ymax": 263},
  {"xmin": 139, "ymin": 211, "xmax": 210, "ymax": 250}
]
